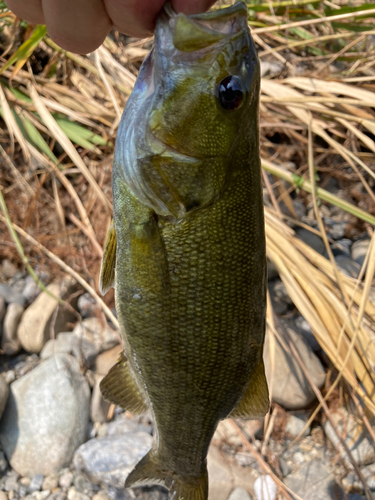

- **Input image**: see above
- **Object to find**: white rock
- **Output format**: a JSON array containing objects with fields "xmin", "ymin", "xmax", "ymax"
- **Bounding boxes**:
[
  {"xmin": 40, "ymin": 332, "xmax": 76, "ymax": 360},
  {"xmin": 285, "ymin": 414, "xmax": 310, "ymax": 438},
  {"xmin": 285, "ymin": 460, "xmax": 341, "ymax": 500},
  {"xmin": 18, "ymin": 279, "xmax": 78, "ymax": 353},
  {"xmin": 263, "ymin": 327, "xmax": 325, "ymax": 410},
  {"xmin": 254, "ymin": 475, "xmax": 277, "ymax": 500},
  {"xmin": 1, "ymin": 302, "xmax": 23, "ymax": 355},
  {"xmin": 228, "ymin": 487, "xmax": 252, "ymax": 500},
  {"xmin": 323, "ymin": 408, "xmax": 375, "ymax": 466},
  {"xmin": 0, "ymin": 354, "xmax": 90, "ymax": 476},
  {"xmin": 95, "ymin": 345, "xmax": 123, "ymax": 376},
  {"xmin": 73, "ymin": 433, "xmax": 152, "ymax": 487},
  {"xmin": 72, "ymin": 318, "xmax": 119, "ymax": 366}
]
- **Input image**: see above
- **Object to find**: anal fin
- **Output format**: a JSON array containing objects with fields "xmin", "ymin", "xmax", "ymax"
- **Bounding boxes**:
[
  {"xmin": 230, "ymin": 361, "xmax": 269, "ymax": 419},
  {"xmin": 99, "ymin": 220, "xmax": 117, "ymax": 295},
  {"xmin": 100, "ymin": 352, "xmax": 148, "ymax": 414}
]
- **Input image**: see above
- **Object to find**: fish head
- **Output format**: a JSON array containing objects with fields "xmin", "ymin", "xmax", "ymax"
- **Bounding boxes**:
[{"xmin": 115, "ymin": 2, "xmax": 260, "ymax": 218}]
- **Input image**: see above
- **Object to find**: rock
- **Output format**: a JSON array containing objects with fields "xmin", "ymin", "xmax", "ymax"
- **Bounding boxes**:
[
  {"xmin": 77, "ymin": 293, "xmax": 97, "ymax": 319},
  {"xmin": 59, "ymin": 471, "xmax": 74, "ymax": 490},
  {"xmin": 323, "ymin": 409, "xmax": 375, "ymax": 466},
  {"xmin": 95, "ymin": 345, "xmax": 123, "ymax": 376},
  {"xmin": 0, "ymin": 376, "xmax": 9, "ymax": 420},
  {"xmin": 335, "ymin": 255, "xmax": 361, "ymax": 279},
  {"xmin": 363, "ymin": 463, "xmax": 375, "ymax": 490},
  {"xmin": 1, "ymin": 303, "xmax": 23, "ymax": 355},
  {"xmin": 40, "ymin": 332, "xmax": 76, "ymax": 360},
  {"xmin": 0, "ymin": 354, "xmax": 90, "ymax": 476},
  {"xmin": 67, "ymin": 488, "xmax": 90, "ymax": 500},
  {"xmin": 1, "ymin": 260, "xmax": 17, "ymax": 279},
  {"xmin": 73, "ymin": 433, "xmax": 152, "ymax": 487},
  {"xmin": 260, "ymin": 61, "xmax": 282, "ymax": 78},
  {"xmin": 294, "ymin": 316, "xmax": 320, "ymax": 352},
  {"xmin": 0, "ymin": 284, "xmax": 26, "ymax": 306},
  {"xmin": 228, "ymin": 487, "xmax": 252, "ymax": 500},
  {"xmin": 351, "ymin": 239, "xmax": 370, "ymax": 271},
  {"xmin": 268, "ymin": 280, "xmax": 293, "ymax": 316},
  {"xmin": 18, "ymin": 279, "xmax": 78, "ymax": 353},
  {"xmin": 4, "ymin": 370, "xmax": 15, "ymax": 384},
  {"xmin": 326, "ymin": 220, "xmax": 348, "ymax": 240},
  {"xmin": 73, "ymin": 474, "xmax": 95, "ymax": 493},
  {"xmin": 72, "ymin": 318, "xmax": 119, "ymax": 366},
  {"xmin": 263, "ymin": 327, "xmax": 325, "ymax": 410},
  {"xmin": 106, "ymin": 417, "xmax": 152, "ymax": 436},
  {"xmin": 91, "ymin": 374, "xmax": 110, "ymax": 424},
  {"xmin": 92, "ymin": 492, "xmax": 110, "ymax": 500},
  {"xmin": 29, "ymin": 474, "xmax": 44, "ymax": 492},
  {"xmin": 285, "ymin": 414, "xmax": 310, "ymax": 438},
  {"xmin": 4, "ymin": 471, "xmax": 19, "ymax": 492},
  {"xmin": 254, "ymin": 476, "xmax": 277, "ymax": 500},
  {"xmin": 267, "ymin": 261, "xmax": 278, "ymax": 281},
  {"xmin": 42, "ymin": 474, "xmax": 59, "ymax": 491},
  {"xmin": 0, "ymin": 450, "xmax": 8, "ymax": 472},
  {"xmin": 295, "ymin": 228, "xmax": 325, "ymax": 255},
  {"xmin": 0, "ymin": 492, "xmax": 7, "ymax": 500},
  {"xmin": 208, "ymin": 446, "xmax": 255, "ymax": 500},
  {"xmin": 332, "ymin": 238, "xmax": 352, "ymax": 257},
  {"xmin": 284, "ymin": 461, "xmax": 342, "ymax": 500}
]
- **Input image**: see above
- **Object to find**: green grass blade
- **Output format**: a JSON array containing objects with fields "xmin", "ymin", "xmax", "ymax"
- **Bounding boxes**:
[
  {"xmin": 53, "ymin": 115, "xmax": 111, "ymax": 148},
  {"xmin": 0, "ymin": 25, "xmax": 47, "ymax": 76}
]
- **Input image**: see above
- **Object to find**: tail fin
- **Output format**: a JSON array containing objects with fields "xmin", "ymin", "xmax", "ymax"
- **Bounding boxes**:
[{"xmin": 125, "ymin": 450, "xmax": 208, "ymax": 500}]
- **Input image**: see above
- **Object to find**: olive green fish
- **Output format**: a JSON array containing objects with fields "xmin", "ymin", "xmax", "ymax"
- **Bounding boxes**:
[{"xmin": 99, "ymin": 3, "xmax": 269, "ymax": 499}]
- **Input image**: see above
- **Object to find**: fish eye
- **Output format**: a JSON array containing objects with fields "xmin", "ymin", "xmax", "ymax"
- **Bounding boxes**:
[{"xmin": 217, "ymin": 76, "xmax": 245, "ymax": 111}]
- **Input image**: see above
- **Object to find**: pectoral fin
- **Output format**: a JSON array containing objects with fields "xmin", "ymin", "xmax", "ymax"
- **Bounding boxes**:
[
  {"xmin": 230, "ymin": 361, "xmax": 269, "ymax": 419},
  {"xmin": 100, "ymin": 352, "xmax": 148, "ymax": 414},
  {"xmin": 99, "ymin": 220, "xmax": 117, "ymax": 295}
]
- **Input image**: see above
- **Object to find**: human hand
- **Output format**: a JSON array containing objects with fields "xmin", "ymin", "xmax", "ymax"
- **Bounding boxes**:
[{"xmin": 6, "ymin": 0, "xmax": 217, "ymax": 54}]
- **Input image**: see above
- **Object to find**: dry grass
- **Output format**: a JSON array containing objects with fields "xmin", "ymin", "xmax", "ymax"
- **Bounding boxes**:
[{"xmin": 1, "ymin": 0, "xmax": 375, "ymax": 497}]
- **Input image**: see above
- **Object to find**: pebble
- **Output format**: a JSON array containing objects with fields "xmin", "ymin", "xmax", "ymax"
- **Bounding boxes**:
[
  {"xmin": 323, "ymin": 409, "xmax": 375, "ymax": 466},
  {"xmin": 1, "ymin": 303, "xmax": 23, "ymax": 355},
  {"xmin": 0, "ymin": 376, "xmax": 9, "ymax": 420},
  {"xmin": 67, "ymin": 488, "xmax": 90, "ymax": 500},
  {"xmin": 28, "ymin": 474, "xmax": 44, "ymax": 492},
  {"xmin": 351, "ymin": 239, "xmax": 370, "ymax": 271},
  {"xmin": 42, "ymin": 474, "xmax": 59, "ymax": 491},
  {"xmin": 73, "ymin": 433, "xmax": 152, "ymax": 488},
  {"xmin": 285, "ymin": 414, "xmax": 310, "ymax": 438},
  {"xmin": 285, "ymin": 460, "xmax": 342, "ymax": 500},
  {"xmin": 40, "ymin": 333, "xmax": 76, "ymax": 360},
  {"xmin": 332, "ymin": 238, "xmax": 352, "ymax": 257},
  {"xmin": 0, "ymin": 450, "xmax": 8, "ymax": 472},
  {"xmin": 73, "ymin": 474, "xmax": 95, "ymax": 494},
  {"xmin": 90, "ymin": 374, "xmax": 111, "ymax": 424},
  {"xmin": 227, "ymin": 487, "xmax": 251, "ymax": 500},
  {"xmin": 260, "ymin": 61, "xmax": 282, "ymax": 78},
  {"xmin": 92, "ymin": 492, "xmax": 110, "ymax": 500},
  {"xmin": 335, "ymin": 255, "xmax": 361, "ymax": 279},
  {"xmin": 254, "ymin": 475, "xmax": 277, "ymax": 500},
  {"xmin": 4, "ymin": 371, "xmax": 15, "ymax": 384},
  {"xmin": 4, "ymin": 472, "xmax": 19, "ymax": 492},
  {"xmin": 1, "ymin": 260, "xmax": 17, "ymax": 279},
  {"xmin": 95, "ymin": 345, "xmax": 123, "ymax": 376},
  {"xmin": 0, "ymin": 354, "xmax": 90, "ymax": 477},
  {"xmin": 0, "ymin": 284, "xmax": 26, "ymax": 306},
  {"xmin": 295, "ymin": 228, "xmax": 325, "ymax": 255},
  {"xmin": 106, "ymin": 416, "xmax": 152, "ymax": 436},
  {"xmin": 293, "ymin": 316, "xmax": 321, "ymax": 352},
  {"xmin": 59, "ymin": 471, "xmax": 74, "ymax": 490},
  {"xmin": 77, "ymin": 293, "xmax": 97, "ymax": 319},
  {"xmin": 0, "ymin": 492, "xmax": 7, "ymax": 500},
  {"xmin": 327, "ymin": 220, "xmax": 348, "ymax": 240},
  {"xmin": 263, "ymin": 327, "xmax": 326, "ymax": 410},
  {"xmin": 17, "ymin": 279, "xmax": 78, "ymax": 353},
  {"xmin": 72, "ymin": 318, "xmax": 119, "ymax": 366}
]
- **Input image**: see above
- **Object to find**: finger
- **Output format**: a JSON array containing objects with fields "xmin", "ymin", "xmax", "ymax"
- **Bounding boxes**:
[
  {"xmin": 171, "ymin": 0, "xmax": 217, "ymax": 16},
  {"xmin": 42, "ymin": 0, "xmax": 112, "ymax": 54},
  {"xmin": 104, "ymin": 0, "xmax": 165, "ymax": 38},
  {"xmin": 6, "ymin": 0, "xmax": 44, "ymax": 24}
]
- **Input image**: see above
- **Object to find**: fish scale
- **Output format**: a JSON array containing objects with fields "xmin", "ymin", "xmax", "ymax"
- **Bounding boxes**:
[{"xmin": 99, "ymin": 3, "xmax": 269, "ymax": 499}]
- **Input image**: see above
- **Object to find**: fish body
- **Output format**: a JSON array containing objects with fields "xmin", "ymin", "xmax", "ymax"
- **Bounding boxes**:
[{"xmin": 99, "ymin": 3, "xmax": 269, "ymax": 499}]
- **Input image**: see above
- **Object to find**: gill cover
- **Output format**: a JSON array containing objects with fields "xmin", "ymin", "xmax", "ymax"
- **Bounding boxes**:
[{"xmin": 114, "ymin": 1, "xmax": 259, "ymax": 220}]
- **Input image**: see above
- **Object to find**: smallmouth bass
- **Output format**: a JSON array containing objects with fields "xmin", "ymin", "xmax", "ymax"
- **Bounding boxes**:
[{"xmin": 99, "ymin": 3, "xmax": 269, "ymax": 499}]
